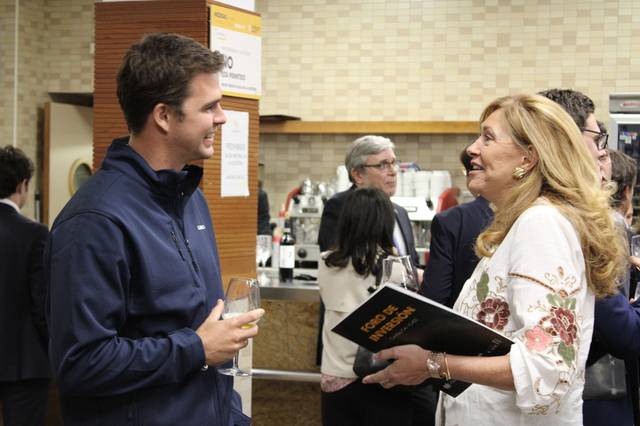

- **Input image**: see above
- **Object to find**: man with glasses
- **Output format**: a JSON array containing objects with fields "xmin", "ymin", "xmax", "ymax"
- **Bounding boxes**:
[
  {"xmin": 318, "ymin": 135, "xmax": 419, "ymax": 269},
  {"xmin": 541, "ymin": 88, "xmax": 640, "ymax": 426},
  {"xmin": 539, "ymin": 89, "xmax": 609, "ymax": 182},
  {"xmin": 597, "ymin": 120, "xmax": 612, "ymax": 182}
]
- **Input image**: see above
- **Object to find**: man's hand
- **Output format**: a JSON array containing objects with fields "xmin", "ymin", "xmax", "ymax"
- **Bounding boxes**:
[
  {"xmin": 196, "ymin": 299, "xmax": 265, "ymax": 366},
  {"xmin": 362, "ymin": 344, "xmax": 430, "ymax": 388}
]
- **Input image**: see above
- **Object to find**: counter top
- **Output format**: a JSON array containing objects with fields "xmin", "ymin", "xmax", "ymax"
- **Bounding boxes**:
[{"xmin": 258, "ymin": 267, "xmax": 319, "ymax": 302}]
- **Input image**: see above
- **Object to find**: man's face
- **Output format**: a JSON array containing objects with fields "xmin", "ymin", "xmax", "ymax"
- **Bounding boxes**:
[
  {"xmin": 167, "ymin": 72, "xmax": 226, "ymax": 168},
  {"xmin": 582, "ymin": 114, "xmax": 608, "ymax": 182},
  {"xmin": 599, "ymin": 149, "xmax": 612, "ymax": 183},
  {"xmin": 351, "ymin": 149, "xmax": 398, "ymax": 196}
]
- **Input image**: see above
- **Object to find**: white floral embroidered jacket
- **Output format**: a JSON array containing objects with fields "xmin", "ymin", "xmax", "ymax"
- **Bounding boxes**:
[{"xmin": 437, "ymin": 201, "xmax": 594, "ymax": 426}]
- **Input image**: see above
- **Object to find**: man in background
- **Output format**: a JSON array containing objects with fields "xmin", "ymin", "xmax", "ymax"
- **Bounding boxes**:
[
  {"xmin": 542, "ymin": 88, "xmax": 640, "ymax": 426},
  {"xmin": 46, "ymin": 33, "xmax": 262, "ymax": 426},
  {"xmin": 609, "ymin": 149, "xmax": 636, "ymax": 225},
  {"xmin": 318, "ymin": 135, "xmax": 420, "ymax": 269},
  {"xmin": 539, "ymin": 89, "xmax": 610, "ymax": 180},
  {"xmin": 0, "ymin": 146, "xmax": 50, "ymax": 426}
]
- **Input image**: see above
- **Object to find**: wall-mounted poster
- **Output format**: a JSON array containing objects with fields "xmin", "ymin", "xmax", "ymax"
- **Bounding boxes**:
[
  {"xmin": 220, "ymin": 109, "xmax": 250, "ymax": 197},
  {"xmin": 209, "ymin": 3, "xmax": 261, "ymax": 99}
]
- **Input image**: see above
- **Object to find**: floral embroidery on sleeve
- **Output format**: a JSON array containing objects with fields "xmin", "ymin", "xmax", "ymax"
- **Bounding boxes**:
[
  {"xmin": 511, "ymin": 266, "xmax": 581, "ymax": 368},
  {"xmin": 508, "ymin": 266, "xmax": 584, "ymax": 415},
  {"xmin": 524, "ymin": 326, "xmax": 552, "ymax": 351}
]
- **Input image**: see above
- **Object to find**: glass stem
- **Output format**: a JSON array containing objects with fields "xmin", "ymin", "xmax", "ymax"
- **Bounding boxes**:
[{"xmin": 233, "ymin": 351, "xmax": 240, "ymax": 371}]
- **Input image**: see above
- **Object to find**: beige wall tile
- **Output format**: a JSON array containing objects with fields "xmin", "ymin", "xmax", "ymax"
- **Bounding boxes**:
[{"xmin": 256, "ymin": 0, "xmax": 639, "ymax": 215}]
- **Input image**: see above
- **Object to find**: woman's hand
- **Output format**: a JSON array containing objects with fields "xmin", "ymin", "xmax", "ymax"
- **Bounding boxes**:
[
  {"xmin": 362, "ymin": 344, "xmax": 430, "ymax": 388},
  {"xmin": 630, "ymin": 255, "xmax": 640, "ymax": 271}
]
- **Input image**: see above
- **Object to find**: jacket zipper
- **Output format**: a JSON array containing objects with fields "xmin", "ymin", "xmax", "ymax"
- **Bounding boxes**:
[
  {"xmin": 170, "ymin": 231, "xmax": 186, "ymax": 261},
  {"xmin": 185, "ymin": 239, "xmax": 200, "ymax": 273}
]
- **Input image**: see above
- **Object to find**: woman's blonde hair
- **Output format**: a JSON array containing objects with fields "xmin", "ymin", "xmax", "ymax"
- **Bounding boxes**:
[{"xmin": 475, "ymin": 94, "xmax": 625, "ymax": 298}]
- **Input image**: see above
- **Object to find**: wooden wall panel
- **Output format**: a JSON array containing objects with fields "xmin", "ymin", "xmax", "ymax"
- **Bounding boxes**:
[{"xmin": 95, "ymin": 0, "xmax": 259, "ymax": 287}]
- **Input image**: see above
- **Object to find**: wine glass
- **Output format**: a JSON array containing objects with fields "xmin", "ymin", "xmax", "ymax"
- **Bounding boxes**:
[
  {"xmin": 256, "ymin": 235, "xmax": 272, "ymax": 284},
  {"xmin": 218, "ymin": 278, "xmax": 261, "ymax": 376},
  {"xmin": 381, "ymin": 255, "xmax": 419, "ymax": 292}
]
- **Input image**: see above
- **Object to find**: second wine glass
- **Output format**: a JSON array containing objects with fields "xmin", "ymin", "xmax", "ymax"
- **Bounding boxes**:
[
  {"xmin": 256, "ymin": 235, "xmax": 272, "ymax": 284},
  {"xmin": 381, "ymin": 255, "xmax": 419, "ymax": 292},
  {"xmin": 218, "ymin": 278, "xmax": 261, "ymax": 377}
]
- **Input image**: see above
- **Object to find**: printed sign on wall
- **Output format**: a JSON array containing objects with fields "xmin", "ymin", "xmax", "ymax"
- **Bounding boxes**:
[
  {"xmin": 220, "ymin": 109, "xmax": 250, "ymax": 197},
  {"xmin": 209, "ymin": 4, "xmax": 261, "ymax": 99}
]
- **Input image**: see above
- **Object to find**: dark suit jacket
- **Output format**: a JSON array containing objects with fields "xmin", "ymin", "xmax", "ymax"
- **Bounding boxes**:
[
  {"xmin": 584, "ymin": 220, "xmax": 640, "ymax": 426},
  {"xmin": 317, "ymin": 186, "xmax": 420, "ymax": 267},
  {"xmin": 584, "ymin": 293, "xmax": 640, "ymax": 426},
  {"xmin": 421, "ymin": 197, "xmax": 493, "ymax": 307},
  {"xmin": 0, "ymin": 202, "xmax": 50, "ymax": 380}
]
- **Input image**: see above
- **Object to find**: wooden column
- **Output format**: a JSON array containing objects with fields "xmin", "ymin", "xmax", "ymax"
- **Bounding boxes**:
[{"xmin": 95, "ymin": 0, "xmax": 259, "ymax": 285}]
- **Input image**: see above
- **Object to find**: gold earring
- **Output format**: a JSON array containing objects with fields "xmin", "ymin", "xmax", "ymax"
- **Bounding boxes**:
[{"xmin": 512, "ymin": 166, "xmax": 526, "ymax": 180}]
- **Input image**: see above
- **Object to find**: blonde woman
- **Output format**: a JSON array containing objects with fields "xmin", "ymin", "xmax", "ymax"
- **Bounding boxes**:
[{"xmin": 363, "ymin": 94, "xmax": 625, "ymax": 425}]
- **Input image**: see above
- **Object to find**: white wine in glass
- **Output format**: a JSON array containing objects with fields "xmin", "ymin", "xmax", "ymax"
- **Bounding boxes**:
[{"xmin": 218, "ymin": 278, "xmax": 261, "ymax": 376}]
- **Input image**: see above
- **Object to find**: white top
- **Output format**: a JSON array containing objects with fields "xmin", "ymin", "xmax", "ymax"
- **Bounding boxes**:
[
  {"xmin": 318, "ymin": 254, "xmax": 376, "ymax": 378},
  {"xmin": 437, "ymin": 201, "xmax": 594, "ymax": 426}
]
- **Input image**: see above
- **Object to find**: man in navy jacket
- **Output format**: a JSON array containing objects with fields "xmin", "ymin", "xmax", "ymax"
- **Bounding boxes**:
[
  {"xmin": 0, "ymin": 146, "xmax": 50, "ymax": 426},
  {"xmin": 46, "ymin": 33, "xmax": 263, "ymax": 426}
]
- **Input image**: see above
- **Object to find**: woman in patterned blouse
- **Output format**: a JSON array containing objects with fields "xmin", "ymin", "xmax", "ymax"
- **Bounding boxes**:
[{"xmin": 362, "ymin": 94, "xmax": 626, "ymax": 425}]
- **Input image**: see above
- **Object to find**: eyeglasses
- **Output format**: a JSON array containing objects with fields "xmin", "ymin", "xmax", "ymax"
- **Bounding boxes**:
[
  {"xmin": 580, "ymin": 128, "xmax": 609, "ymax": 150},
  {"xmin": 361, "ymin": 160, "xmax": 400, "ymax": 172}
]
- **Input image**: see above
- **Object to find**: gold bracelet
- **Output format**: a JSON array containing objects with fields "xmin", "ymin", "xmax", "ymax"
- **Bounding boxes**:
[{"xmin": 442, "ymin": 352, "xmax": 451, "ymax": 381}]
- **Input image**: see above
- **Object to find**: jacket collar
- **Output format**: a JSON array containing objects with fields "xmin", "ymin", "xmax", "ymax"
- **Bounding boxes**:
[
  {"xmin": 101, "ymin": 137, "xmax": 202, "ymax": 200},
  {"xmin": 0, "ymin": 198, "xmax": 20, "ymax": 213}
]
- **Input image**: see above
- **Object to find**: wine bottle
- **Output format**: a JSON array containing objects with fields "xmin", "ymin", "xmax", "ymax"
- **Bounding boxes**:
[{"xmin": 279, "ymin": 220, "xmax": 295, "ymax": 282}]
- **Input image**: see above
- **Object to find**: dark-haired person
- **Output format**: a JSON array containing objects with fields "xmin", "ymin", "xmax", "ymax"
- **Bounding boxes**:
[
  {"xmin": 609, "ymin": 149, "xmax": 636, "ymax": 221},
  {"xmin": 539, "ymin": 88, "xmax": 610, "ymax": 183},
  {"xmin": 46, "ymin": 33, "xmax": 263, "ymax": 426},
  {"xmin": 0, "ymin": 146, "xmax": 50, "ymax": 426},
  {"xmin": 421, "ymin": 148, "xmax": 493, "ymax": 307},
  {"xmin": 319, "ymin": 187, "xmax": 422, "ymax": 426},
  {"xmin": 583, "ymin": 148, "xmax": 640, "ymax": 426},
  {"xmin": 314, "ymin": 135, "xmax": 429, "ymax": 421}
]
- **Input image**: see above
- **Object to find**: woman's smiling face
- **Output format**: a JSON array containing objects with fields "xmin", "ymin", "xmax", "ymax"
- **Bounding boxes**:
[{"xmin": 466, "ymin": 108, "xmax": 529, "ymax": 208}]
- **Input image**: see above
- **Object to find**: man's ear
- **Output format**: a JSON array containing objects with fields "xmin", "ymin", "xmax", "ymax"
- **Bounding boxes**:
[
  {"xmin": 350, "ymin": 168, "xmax": 365, "ymax": 186},
  {"xmin": 15, "ymin": 179, "xmax": 28, "ymax": 195},
  {"xmin": 152, "ymin": 103, "xmax": 171, "ymax": 133}
]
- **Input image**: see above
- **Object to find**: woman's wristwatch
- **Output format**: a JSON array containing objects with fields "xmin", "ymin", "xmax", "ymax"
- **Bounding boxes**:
[{"xmin": 426, "ymin": 351, "xmax": 451, "ymax": 381}]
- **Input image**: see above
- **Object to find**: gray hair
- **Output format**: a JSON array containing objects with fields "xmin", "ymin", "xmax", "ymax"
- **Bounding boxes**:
[{"xmin": 345, "ymin": 135, "xmax": 395, "ymax": 183}]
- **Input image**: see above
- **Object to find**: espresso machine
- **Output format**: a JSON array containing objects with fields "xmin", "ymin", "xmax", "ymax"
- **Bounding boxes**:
[
  {"xmin": 391, "ymin": 196, "xmax": 436, "ymax": 267},
  {"xmin": 287, "ymin": 179, "xmax": 324, "ymax": 276}
]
